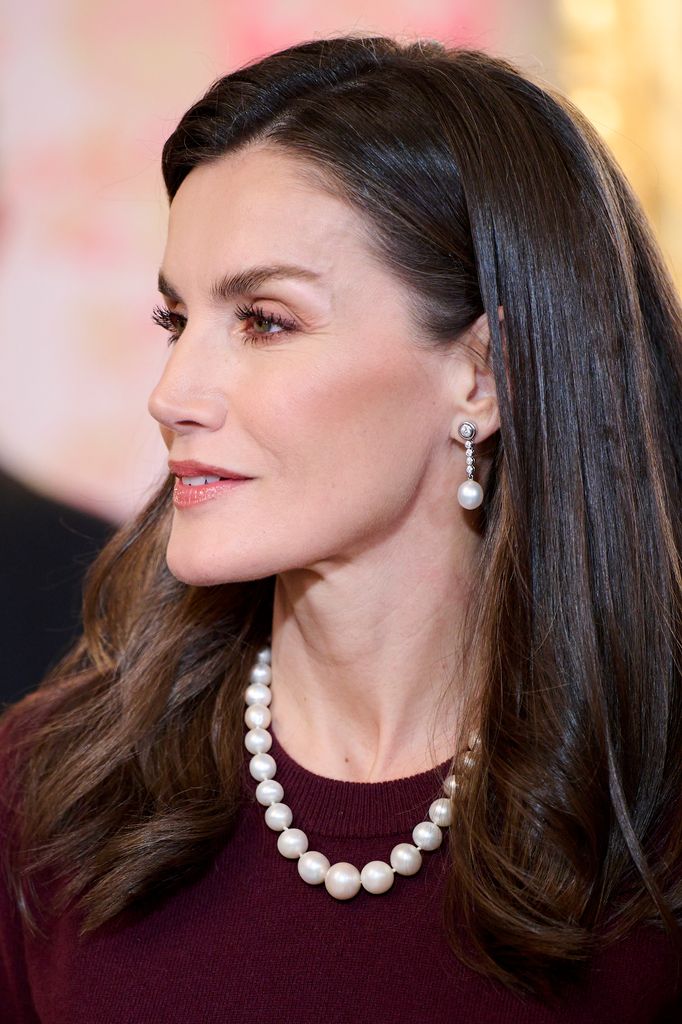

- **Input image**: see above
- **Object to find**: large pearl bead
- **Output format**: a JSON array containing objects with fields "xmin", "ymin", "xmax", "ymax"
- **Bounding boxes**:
[
  {"xmin": 250, "ymin": 662, "xmax": 272, "ymax": 685},
  {"xmin": 412, "ymin": 821, "xmax": 443, "ymax": 851},
  {"xmin": 264, "ymin": 802, "xmax": 293, "ymax": 831},
  {"xmin": 244, "ymin": 727, "xmax": 272, "ymax": 754},
  {"xmin": 245, "ymin": 682, "xmax": 272, "ymax": 706},
  {"xmin": 298, "ymin": 851, "xmax": 331, "ymax": 885},
  {"xmin": 325, "ymin": 862, "xmax": 362, "ymax": 899},
  {"xmin": 255, "ymin": 778, "xmax": 283, "ymax": 805},
  {"xmin": 360, "ymin": 860, "xmax": 395, "ymax": 894},
  {"xmin": 277, "ymin": 828, "xmax": 308, "ymax": 858},
  {"xmin": 442, "ymin": 774, "xmax": 458, "ymax": 796},
  {"xmin": 244, "ymin": 703, "xmax": 271, "ymax": 729},
  {"xmin": 390, "ymin": 843, "xmax": 422, "ymax": 876},
  {"xmin": 428, "ymin": 797, "xmax": 452, "ymax": 827},
  {"xmin": 457, "ymin": 479, "xmax": 483, "ymax": 510},
  {"xmin": 249, "ymin": 752, "xmax": 277, "ymax": 781}
]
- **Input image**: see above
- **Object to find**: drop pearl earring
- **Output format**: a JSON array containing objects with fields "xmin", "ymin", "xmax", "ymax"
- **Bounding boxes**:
[{"xmin": 457, "ymin": 421, "xmax": 484, "ymax": 509}]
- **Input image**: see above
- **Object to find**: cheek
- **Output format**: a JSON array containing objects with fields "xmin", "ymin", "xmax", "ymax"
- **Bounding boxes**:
[{"xmin": 255, "ymin": 352, "xmax": 436, "ymax": 483}]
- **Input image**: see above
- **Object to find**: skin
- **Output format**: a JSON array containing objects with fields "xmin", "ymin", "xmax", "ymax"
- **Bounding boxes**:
[{"xmin": 148, "ymin": 143, "xmax": 500, "ymax": 782}]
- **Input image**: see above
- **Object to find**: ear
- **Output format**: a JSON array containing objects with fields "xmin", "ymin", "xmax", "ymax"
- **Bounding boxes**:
[{"xmin": 450, "ymin": 306, "xmax": 503, "ymax": 443}]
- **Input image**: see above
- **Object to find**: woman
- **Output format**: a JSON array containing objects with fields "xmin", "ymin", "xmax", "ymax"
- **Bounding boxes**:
[{"xmin": 1, "ymin": 34, "xmax": 681, "ymax": 1023}]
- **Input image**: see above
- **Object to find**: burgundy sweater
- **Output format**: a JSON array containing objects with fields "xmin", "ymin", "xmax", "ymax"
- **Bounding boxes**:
[{"xmin": 1, "ymin": 726, "xmax": 680, "ymax": 1023}]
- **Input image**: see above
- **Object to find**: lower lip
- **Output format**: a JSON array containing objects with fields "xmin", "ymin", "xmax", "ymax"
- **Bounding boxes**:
[{"xmin": 172, "ymin": 477, "xmax": 252, "ymax": 508}]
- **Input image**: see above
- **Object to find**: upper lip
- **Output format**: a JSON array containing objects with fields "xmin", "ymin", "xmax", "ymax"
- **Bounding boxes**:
[{"xmin": 168, "ymin": 460, "xmax": 252, "ymax": 480}]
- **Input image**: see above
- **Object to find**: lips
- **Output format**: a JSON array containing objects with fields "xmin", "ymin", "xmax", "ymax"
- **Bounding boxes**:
[{"xmin": 168, "ymin": 459, "xmax": 252, "ymax": 480}]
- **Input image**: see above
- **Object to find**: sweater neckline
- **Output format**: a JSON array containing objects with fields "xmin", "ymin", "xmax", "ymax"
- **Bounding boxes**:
[{"xmin": 244, "ymin": 726, "xmax": 455, "ymax": 839}]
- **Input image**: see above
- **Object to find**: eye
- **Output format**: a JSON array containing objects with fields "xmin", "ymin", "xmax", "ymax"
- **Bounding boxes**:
[
  {"xmin": 150, "ymin": 302, "xmax": 298, "ymax": 347},
  {"xmin": 234, "ymin": 302, "xmax": 297, "ymax": 345},
  {"xmin": 151, "ymin": 304, "xmax": 186, "ymax": 346}
]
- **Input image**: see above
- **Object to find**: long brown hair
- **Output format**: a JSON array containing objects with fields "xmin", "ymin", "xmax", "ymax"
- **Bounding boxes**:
[{"xmin": 2, "ymin": 35, "xmax": 681, "ymax": 1002}]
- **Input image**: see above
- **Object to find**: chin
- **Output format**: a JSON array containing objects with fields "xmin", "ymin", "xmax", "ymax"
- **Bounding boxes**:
[
  {"xmin": 164, "ymin": 554, "xmax": 214, "ymax": 586},
  {"xmin": 163, "ymin": 536, "xmax": 219, "ymax": 586},
  {"xmin": 164, "ymin": 544, "xmax": 274, "ymax": 587}
]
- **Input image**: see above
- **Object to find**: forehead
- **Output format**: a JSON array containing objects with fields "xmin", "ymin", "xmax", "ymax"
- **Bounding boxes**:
[{"xmin": 165, "ymin": 145, "xmax": 371, "ymax": 266}]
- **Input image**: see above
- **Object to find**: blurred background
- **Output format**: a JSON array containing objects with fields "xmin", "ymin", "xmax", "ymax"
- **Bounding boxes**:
[{"xmin": 1, "ymin": 0, "xmax": 680, "ymax": 701}]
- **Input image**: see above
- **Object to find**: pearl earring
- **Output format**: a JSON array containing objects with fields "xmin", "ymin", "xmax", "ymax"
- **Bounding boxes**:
[{"xmin": 457, "ymin": 421, "xmax": 484, "ymax": 509}]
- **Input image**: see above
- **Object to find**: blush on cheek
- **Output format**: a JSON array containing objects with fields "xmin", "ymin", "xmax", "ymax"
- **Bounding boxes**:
[{"xmin": 255, "ymin": 335, "xmax": 436, "ymax": 493}]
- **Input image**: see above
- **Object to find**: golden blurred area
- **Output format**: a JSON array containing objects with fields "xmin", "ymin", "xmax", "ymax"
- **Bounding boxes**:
[{"xmin": 558, "ymin": 0, "xmax": 681, "ymax": 289}]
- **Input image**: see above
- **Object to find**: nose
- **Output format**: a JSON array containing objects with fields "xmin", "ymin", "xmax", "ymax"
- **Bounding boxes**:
[{"xmin": 147, "ymin": 342, "xmax": 227, "ymax": 434}]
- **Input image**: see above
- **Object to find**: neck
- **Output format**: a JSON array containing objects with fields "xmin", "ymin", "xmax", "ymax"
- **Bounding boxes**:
[{"xmin": 266, "ymin": 526, "xmax": 480, "ymax": 783}]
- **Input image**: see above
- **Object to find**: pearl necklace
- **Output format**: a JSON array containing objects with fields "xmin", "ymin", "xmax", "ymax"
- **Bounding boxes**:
[{"xmin": 244, "ymin": 644, "xmax": 479, "ymax": 900}]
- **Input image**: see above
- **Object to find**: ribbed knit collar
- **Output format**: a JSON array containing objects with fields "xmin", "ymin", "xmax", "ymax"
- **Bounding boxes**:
[{"xmin": 243, "ymin": 727, "xmax": 455, "ymax": 839}]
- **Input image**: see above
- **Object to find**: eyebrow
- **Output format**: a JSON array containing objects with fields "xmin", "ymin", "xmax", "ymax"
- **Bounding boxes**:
[{"xmin": 157, "ymin": 264, "xmax": 324, "ymax": 303}]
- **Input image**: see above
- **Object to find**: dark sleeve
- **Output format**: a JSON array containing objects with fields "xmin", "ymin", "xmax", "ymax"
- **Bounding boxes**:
[{"xmin": 0, "ymin": 468, "xmax": 114, "ymax": 706}]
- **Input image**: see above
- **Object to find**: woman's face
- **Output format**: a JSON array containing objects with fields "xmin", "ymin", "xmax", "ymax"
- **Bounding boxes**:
[{"xmin": 148, "ymin": 144, "xmax": 466, "ymax": 585}]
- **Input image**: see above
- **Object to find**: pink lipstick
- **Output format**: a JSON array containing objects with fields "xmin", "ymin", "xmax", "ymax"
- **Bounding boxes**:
[{"xmin": 172, "ymin": 476, "xmax": 252, "ymax": 508}]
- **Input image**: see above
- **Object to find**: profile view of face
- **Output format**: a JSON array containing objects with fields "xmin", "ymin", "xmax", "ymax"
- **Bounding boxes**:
[{"xmin": 148, "ymin": 144, "xmax": 465, "ymax": 586}]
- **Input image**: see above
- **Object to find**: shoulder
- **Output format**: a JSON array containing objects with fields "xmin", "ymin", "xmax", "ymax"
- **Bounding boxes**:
[{"xmin": 577, "ymin": 919, "xmax": 682, "ymax": 1017}]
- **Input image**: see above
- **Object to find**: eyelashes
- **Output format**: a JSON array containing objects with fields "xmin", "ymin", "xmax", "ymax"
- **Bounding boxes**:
[
  {"xmin": 150, "ymin": 305, "xmax": 184, "ymax": 345},
  {"xmin": 150, "ymin": 302, "xmax": 298, "ymax": 347}
]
